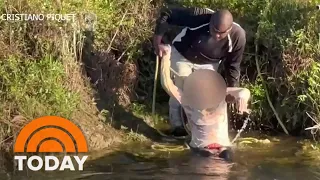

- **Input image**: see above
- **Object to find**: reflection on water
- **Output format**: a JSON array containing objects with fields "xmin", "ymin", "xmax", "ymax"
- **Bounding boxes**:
[{"xmin": 3, "ymin": 135, "xmax": 320, "ymax": 180}]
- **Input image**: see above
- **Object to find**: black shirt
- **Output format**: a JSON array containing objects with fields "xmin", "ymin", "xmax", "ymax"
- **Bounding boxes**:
[{"xmin": 154, "ymin": 7, "xmax": 246, "ymax": 87}]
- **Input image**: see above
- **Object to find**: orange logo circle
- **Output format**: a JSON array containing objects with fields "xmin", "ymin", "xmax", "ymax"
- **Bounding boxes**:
[{"xmin": 14, "ymin": 116, "xmax": 88, "ymax": 153}]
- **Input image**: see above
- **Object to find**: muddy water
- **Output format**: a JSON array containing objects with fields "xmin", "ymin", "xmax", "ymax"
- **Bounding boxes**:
[{"xmin": 3, "ymin": 135, "xmax": 320, "ymax": 180}]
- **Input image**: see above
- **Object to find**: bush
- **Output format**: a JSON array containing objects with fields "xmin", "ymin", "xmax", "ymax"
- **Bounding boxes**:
[
  {"xmin": 0, "ymin": 55, "xmax": 80, "ymax": 119},
  {"xmin": 164, "ymin": 0, "xmax": 320, "ymax": 136},
  {"xmin": 0, "ymin": 0, "xmax": 161, "ymax": 151}
]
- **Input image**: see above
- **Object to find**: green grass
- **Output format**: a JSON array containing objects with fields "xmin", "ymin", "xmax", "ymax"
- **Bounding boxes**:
[
  {"xmin": 0, "ymin": 0, "xmax": 161, "ymax": 152},
  {"xmin": 0, "ymin": 55, "xmax": 80, "ymax": 119},
  {"xmin": 0, "ymin": 55, "xmax": 81, "ymax": 151},
  {"xmin": 130, "ymin": 102, "xmax": 169, "ymax": 130},
  {"xmin": 0, "ymin": 0, "xmax": 155, "ymax": 150}
]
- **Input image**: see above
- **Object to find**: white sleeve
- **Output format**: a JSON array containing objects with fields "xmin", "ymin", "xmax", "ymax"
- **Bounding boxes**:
[
  {"xmin": 226, "ymin": 87, "xmax": 251, "ymax": 114},
  {"xmin": 160, "ymin": 46, "xmax": 183, "ymax": 103}
]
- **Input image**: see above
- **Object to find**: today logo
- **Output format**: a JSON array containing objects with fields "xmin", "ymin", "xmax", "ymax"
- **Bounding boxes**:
[{"xmin": 14, "ymin": 116, "xmax": 89, "ymax": 171}]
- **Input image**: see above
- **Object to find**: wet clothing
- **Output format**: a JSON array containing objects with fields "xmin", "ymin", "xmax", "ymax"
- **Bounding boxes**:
[
  {"xmin": 160, "ymin": 45, "xmax": 232, "ymax": 151},
  {"xmin": 160, "ymin": 45, "xmax": 251, "ymax": 159},
  {"xmin": 189, "ymin": 143, "xmax": 233, "ymax": 161},
  {"xmin": 184, "ymin": 101, "xmax": 231, "ymax": 148},
  {"xmin": 173, "ymin": 91, "xmax": 232, "ymax": 149},
  {"xmin": 168, "ymin": 46, "xmax": 219, "ymax": 128},
  {"xmin": 155, "ymin": 7, "xmax": 246, "ymax": 87}
]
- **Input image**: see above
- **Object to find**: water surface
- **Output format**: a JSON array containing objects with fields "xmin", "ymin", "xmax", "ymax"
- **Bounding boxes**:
[{"xmin": 3, "ymin": 135, "xmax": 320, "ymax": 180}]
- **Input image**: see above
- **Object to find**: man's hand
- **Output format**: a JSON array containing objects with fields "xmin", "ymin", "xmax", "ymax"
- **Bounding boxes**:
[
  {"xmin": 155, "ymin": 44, "xmax": 169, "ymax": 58},
  {"xmin": 153, "ymin": 35, "xmax": 169, "ymax": 58}
]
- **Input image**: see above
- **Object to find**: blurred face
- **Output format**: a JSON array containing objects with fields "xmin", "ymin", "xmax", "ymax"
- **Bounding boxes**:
[{"xmin": 209, "ymin": 19, "xmax": 232, "ymax": 41}]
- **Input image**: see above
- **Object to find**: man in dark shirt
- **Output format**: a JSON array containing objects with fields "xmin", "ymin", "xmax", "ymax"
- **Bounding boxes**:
[{"xmin": 153, "ymin": 7, "xmax": 246, "ymax": 137}]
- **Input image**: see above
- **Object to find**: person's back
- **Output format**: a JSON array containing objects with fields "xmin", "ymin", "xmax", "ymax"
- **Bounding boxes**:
[
  {"xmin": 181, "ymin": 68, "xmax": 231, "ymax": 150},
  {"xmin": 160, "ymin": 45, "xmax": 251, "ymax": 158},
  {"xmin": 184, "ymin": 98, "xmax": 231, "ymax": 148}
]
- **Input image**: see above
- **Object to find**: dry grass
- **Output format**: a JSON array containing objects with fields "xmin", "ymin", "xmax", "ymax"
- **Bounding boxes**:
[{"xmin": 0, "ymin": 0, "xmax": 165, "ymax": 155}]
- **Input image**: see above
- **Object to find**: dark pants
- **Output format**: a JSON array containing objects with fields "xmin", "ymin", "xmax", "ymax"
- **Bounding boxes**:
[{"xmin": 188, "ymin": 144, "xmax": 234, "ymax": 162}]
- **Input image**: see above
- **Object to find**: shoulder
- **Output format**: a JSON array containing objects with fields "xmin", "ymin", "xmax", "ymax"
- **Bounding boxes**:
[
  {"xmin": 194, "ymin": 7, "xmax": 215, "ymax": 15},
  {"xmin": 162, "ymin": 6, "xmax": 215, "ymax": 15},
  {"xmin": 230, "ymin": 22, "xmax": 246, "ymax": 45},
  {"xmin": 231, "ymin": 23, "xmax": 246, "ymax": 38}
]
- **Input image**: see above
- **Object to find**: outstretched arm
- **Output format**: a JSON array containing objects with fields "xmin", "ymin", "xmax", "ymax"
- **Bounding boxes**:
[
  {"xmin": 154, "ymin": 7, "xmax": 214, "ymax": 57},
  {"xmin": 160, "ymin": 45, "xmax": 183, "ymax": 103},
  {"xmin": 154, "ymin": 7, "xmax": 214, "ymax": 36}
]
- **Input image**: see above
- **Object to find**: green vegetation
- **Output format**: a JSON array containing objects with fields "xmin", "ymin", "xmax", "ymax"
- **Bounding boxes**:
[
  {"xmin": 0, "ymin": 0, "xmax": 160, "ymax": 152},
  {"xmin": 164, "ymin": 0, "xmax": 320, "ymax": 138},
  {"xmin": 0, "ymin": 56, "xmax": 79, "ymax": 119}
]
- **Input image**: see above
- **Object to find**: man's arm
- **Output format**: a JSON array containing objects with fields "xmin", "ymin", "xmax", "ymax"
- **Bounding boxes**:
[
  {"xmin": 153, "ymin": 7, "xmax": 214, "ymax": 53},
  {"xmin": 224, "ymin": 29, "xmax": 246, "ymax": 87},
  {"xmin": 154, "ymin": 7, "xmax": 214, "ymax": 56},
  {"xmin": 154, "ymin": 6, "xmax": 214, "ymax": 37}
]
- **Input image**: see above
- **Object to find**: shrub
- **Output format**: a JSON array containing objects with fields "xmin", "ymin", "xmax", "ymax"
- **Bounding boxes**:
[{"xmin": 162, "ymin": 0, "xmax": 320, "ymax": 136}]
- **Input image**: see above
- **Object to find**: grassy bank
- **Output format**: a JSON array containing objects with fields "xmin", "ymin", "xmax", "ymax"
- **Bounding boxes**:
[{"xmin": 0, "ymin": 0, "xmax": 161, "ymax": 154}]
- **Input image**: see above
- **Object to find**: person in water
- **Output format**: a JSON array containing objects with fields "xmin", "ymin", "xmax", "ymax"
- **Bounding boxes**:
[
  {"xmin": 160, "ymin": 45, "xmax": 251, "ymax": 160},
  {"xmin": 153, "ymin": 7, "xmax": 247, "ymax": 137}
]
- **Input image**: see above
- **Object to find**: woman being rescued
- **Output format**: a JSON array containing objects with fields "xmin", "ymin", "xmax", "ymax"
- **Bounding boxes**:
[{"xmin": 160, "ymin": 45, "xmax": 251, "ymax": 161}]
